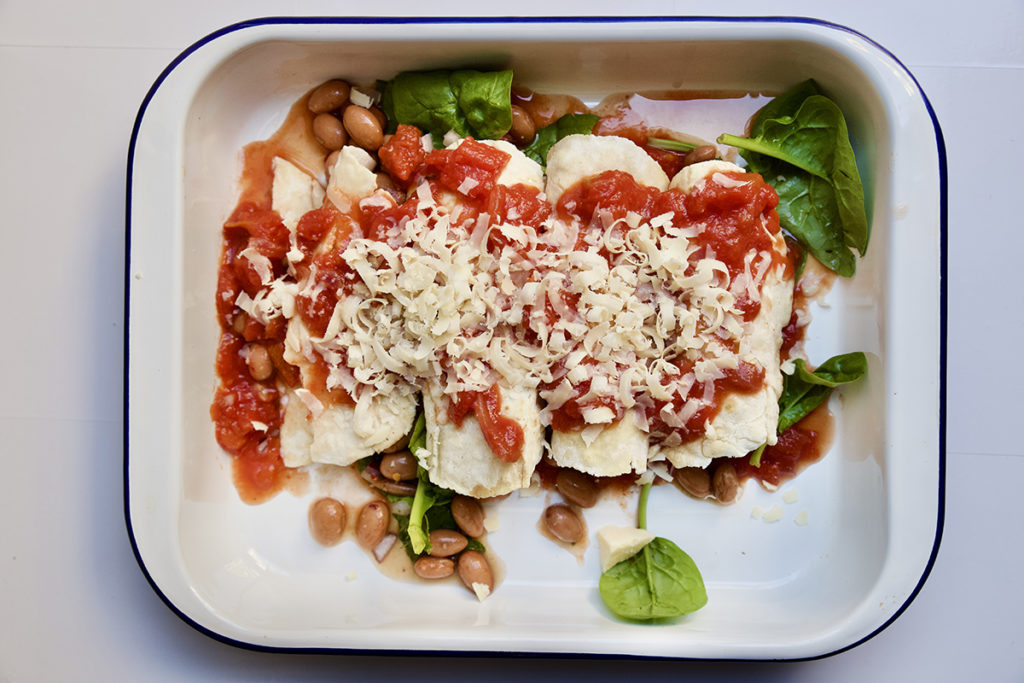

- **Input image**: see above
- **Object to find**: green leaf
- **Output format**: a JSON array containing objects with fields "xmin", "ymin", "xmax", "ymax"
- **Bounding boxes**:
[
  {"xmin": 599, "ymin": 537, "xmax": 708, "ymax": 621},
  {"xmin": 778, "ymin": 352, "xmax": 868, "ymax": 432},
  {"xmin": 381, "ymin": 69, "xmax": 513, "ymax": 144},
  {"xmin": 598, "ymin": 482, "xmax": 707, "ymax": 621},
  {"xmin": 522, "ymin": 113, "xmax": 600, "ymax": 167},
  {"xmin": 717, "ymin": 81, "xmax": 869, "ymax": 276},
  {"xmin": 450, "ymin": 69, "xmax": 514, "ymax": 140}
]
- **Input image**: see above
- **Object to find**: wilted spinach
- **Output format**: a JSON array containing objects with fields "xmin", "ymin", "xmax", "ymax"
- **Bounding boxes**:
[
  {"xmin": 777, "ymin": 352, "xmax": 868, "ymax": 433},
  {"xmin": 380, "ymin": 69, "xmax": 514, "ymax": 144},
  {"xmin": 598, "ymin": 483, "xmax": 707, "ymax": 621},
  {"xmin": 522, "ymin": 113, "xmax": 600, "ymax": 167},
  {"xmin": 717, "ymin": 80, "xmax": 868, "ymax": 277}
]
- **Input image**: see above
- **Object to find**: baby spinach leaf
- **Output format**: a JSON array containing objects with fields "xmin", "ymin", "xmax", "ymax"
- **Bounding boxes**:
[
  {"xmin": 777, "ymin": 352, "xmax": 868, "ymax": 433},
  {"xmin": 717, "ymin": 80, "xmax": 868, "ymax": 277},
  {"xmin": 598, "ymin": 483, "xmax": 707, "ymax": 621},
  {"xmin": 381, "ymin": 69, "xmax": 513, "ymax": 144},
  {"xmin": 599, "ymin": 537, "xmax": 708, "ymax": 621},
  {"xmin": 523, "ymin": 113, "xmax": 600, "ymax": 167}
]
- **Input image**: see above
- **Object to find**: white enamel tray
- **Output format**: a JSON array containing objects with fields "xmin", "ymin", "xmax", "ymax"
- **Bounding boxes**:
[{"xmin": 125, "ymin": 17, "xmax": 945, "ymax": 659}]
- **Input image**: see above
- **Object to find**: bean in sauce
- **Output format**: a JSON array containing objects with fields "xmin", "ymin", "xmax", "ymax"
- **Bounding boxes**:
[
  {"xmin": 427, "ymin": 529, "xmax": 468, "ymax": 558},
  {"xmin": 355, "ymin": 500, "xmax": 390, "ymax": 550},
  {"xmin": 555, "ymin": 469, "xmax": 598, "ymax": 508},
  {"xmin": 457, "ymin": 550, "xmax": 494, "ymax": 595},
  {"xmin": 308, "ymin": 79, "xmax": 351, "ymax": 114},
  {"xmin": 543, "ymin": 504, "xmax": 584, "ymax": 544},
  {"xmin": 308, "ymin": 497, "xmax": 346, "ymax": 547},
  {"xmin": 450, "ymin": 495, "xmax": 485, "ymax": 538},
  {"xmin": 413, "ymin": 556, "xmax": 455, "ymax": 580}
]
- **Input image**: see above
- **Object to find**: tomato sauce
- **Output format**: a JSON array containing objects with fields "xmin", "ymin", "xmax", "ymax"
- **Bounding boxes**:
[
  {"xmin": 733, "ymin": 402, "xmax": 834, "ymax": 488},
  {"xmin": 549, "ymin": 167, "xmax": 784, "ymax": 439},
  {"xmin": 447, "ymin": 385, "xmax": 525, "ymax": 462}
]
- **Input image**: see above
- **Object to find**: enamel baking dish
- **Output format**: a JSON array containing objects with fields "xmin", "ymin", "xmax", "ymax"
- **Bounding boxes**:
[{"xmin": 125, "ymin": 16, "xmax": 945, "ymax": 659}]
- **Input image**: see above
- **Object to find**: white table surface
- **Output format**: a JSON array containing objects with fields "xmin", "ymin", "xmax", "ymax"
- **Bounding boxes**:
[{"xmin": 2, "ymin": 1, "xmax": 1021, "ymax": 680}]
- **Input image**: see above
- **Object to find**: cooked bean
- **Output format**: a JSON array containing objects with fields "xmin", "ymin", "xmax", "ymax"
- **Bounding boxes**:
[
  {"xmin": 457, "ymin": 550, "xmax": 494, "ymax": 594},
  {"xmin": 245, "ymin": 343, "xmax": 273, "ymax": 381},
  {"xmin": 369, "ymin": 105, "xmax": 388, "ymax": 130},
  {"xmin": 712, "ymin": 461, "xmax": 741, "ymax": 504},
  {"xmin": 308, "ymin": 79, "xmax": 351, "ymax": 114},
  {"xmin": 370, "ymin": 478, "xmax": 418, "ymax": 497},
  {"xmin": 313, "ymin": 113, "xmax": 347, "ymax": 151},
  {"xmin": 675, "ymin": 466, "xmax": 712, "ymax": 499},
  {"xmin": 356, "ymin": 500, "xmax": 390, "ymax": 549},
  {"xmin": 381, "ymin": 432, "xmax": 410, "ymax": 454},
  {"xmin": 555, "ymin": 469, "xmax": 598, "ymax": 508},
  {"xmin": 379, "ymin": 451, "xmax": 418, "ymax": 481},
  {"xmin": 544, "ymin": 504, "xmax": 583, "ymax": 544},
  {"xmin": 325, "ymin": 149, "xmax": 340, "ymax": 170},
  {"xmin": 683, "ymin": 144, "xmax": 718, "ymax": 166},
  {"xmin": 508, "ymin": 104, "xmax": 536, "ymax": 144},
  {"xmin": 428, "ymin": 529, "xmax": 468, "ymax": 557},
  {"xmin": 342, "ymin": 105, "xmax": 384, "ymax": 150},
  {"xmin": 413, "ymin": 556, "xmax": 455, "ymax": 579},
  {"xmin": 308, "ymin": 497, "xmax": 346, "ymax": 547},
  {"xmin": 231, "ymin": 312, "xmax": 247, "ymax": 335},
  {"xmin": 451, "ymin": 495, "xmax": 485, "ymax": 538}
]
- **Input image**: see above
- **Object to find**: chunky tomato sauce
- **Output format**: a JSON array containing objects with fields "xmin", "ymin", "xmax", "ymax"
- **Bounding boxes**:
[
  {"xmin": 447, "ymin": 385, "xmax": 526, "ymax": 462},
  {"xmin": 733, "ymin": 402, "xmax": 834, "ymax": 488},
  {"xmin": 549, "ymin": 168, "xmax": 784, "ymax": 438}
]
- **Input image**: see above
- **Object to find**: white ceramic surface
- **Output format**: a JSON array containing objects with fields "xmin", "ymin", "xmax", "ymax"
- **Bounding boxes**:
[{"xmin": 126, "ymin": 17, "xmax": 944, "ymax": 659}]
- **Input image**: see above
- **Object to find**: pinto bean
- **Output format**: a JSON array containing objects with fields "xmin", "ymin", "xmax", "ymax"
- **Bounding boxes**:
[
  {"xmin": 427, "ymin": 529, "xmax": 468, "ymax": 557},
  {"xmin": 342, "ymin": 105, "xmax": 384, "ymax": 150},
  {"xmin": 312, "ymin": 113, "xmax": 347, "ymax": 151},
  {"xmin": 451, "ymin": 495, "xmax": 485, "ymax": 538},
  {"xmin": 555, "ymin": 469, "xmax": 598, "ymax": 508},
  {"xmin": 379, "ymin": 451, "xmax": 418, "ymax": 481},
  {"xmin": 457, "ymin": 550, "xmax": 494, "ymax": 594},
  {"xmin": 683, "ymin": 144, "xmax": 718, "ymax": 166},
  {"xmin": 308, "ymin": 79, "xmax": 351, "ymax": 114},
  {"xmin": 675, "ymin": 466, "xmax": 712, "ymax": 499},
  {"xmin": 712, "ymin": 461, "xmax": 741, "ymax": 504},
  {"xmin": 508, "ymin": 104, "xmax": 536, "ymax": 144},
  {"xmin": 544, "ymin": 504, "xmax": 583, "ymax": 544},
  {"xmin": 413, "ymin": 556, "xmax": 455, "ymax": 579},
  {"xmin": 356, "ymin": 500, "xmax": 390, "ymax": 550},
  {"xmin": 308, "ymin": 498, "xmax": 346, "ymax": 547}
]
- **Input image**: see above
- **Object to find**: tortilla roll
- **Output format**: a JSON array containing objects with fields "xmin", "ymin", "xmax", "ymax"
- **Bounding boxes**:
[
  {"xmin": 422, "ymin": 384, "xmax": 545, "ymax": 498},
  {"xmin": 658, "ymin": 160, "xmax": 794, "ymax": 468},
  {"xmin": 278, "ymin": 148, "xmax": 416, "ymax": 467},
  {"xmin": 544, "ymin": 135, "xmax": 670, "ymax": 477},
  {"xmin": 419, "ymin": 139, "xmax": 549, "ymax": 496}
]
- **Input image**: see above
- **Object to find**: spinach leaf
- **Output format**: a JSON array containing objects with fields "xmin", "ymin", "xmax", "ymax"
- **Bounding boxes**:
[
  {"xmin": 717, "ymin": 80, "xmax": 868, "ymax": 277},
  {"xmin": 598, "ymin": 483, "xmax": 707, "ymax": 621},
  {"xmin": 400, "ymin": 411, "xmax": 465, "ymax": 556},
  {"xmin": 646, "ymin": 137, "xmax": 698, "ymax": 153},
  {"xmin": 381, "ymin": 69, "xmax": 513, "ymax": 144},
  {"xmin": 522, "ymin": 113, "xmax": 600, "ymax": 167},
  {"xmin": 777, "ymin": 352, "xmax": 868, "ymax": 433}
]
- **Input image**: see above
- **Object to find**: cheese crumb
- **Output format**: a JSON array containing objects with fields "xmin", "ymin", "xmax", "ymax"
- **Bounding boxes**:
[
  {"xmin": 794, "ymin": 510, "xmax": 809, "ymax": 526},
  {"xmin": 597, "ymin": 525, "xmax": 656, "ymax": 572},
  {"xmin": 472, "ymin": 582, "xmax": 491, "ymax": 602},
  {"xmin": 345, "ymin": 571, "xmax": 358, "ymax": 581},
  {"xmin": 484, "ymin": 514, "xmax": 500, "ymax": 533},
  {"xmin": 751, "ymin": 506, "xmax": 763, "ymax": 520},
  {"xmin": 782, "ymin": 489, "xmax": 800, "ymax": 504},
  {"xmin": 762, "ymin": 505, "xmax": 784, "ymax": 523}
]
